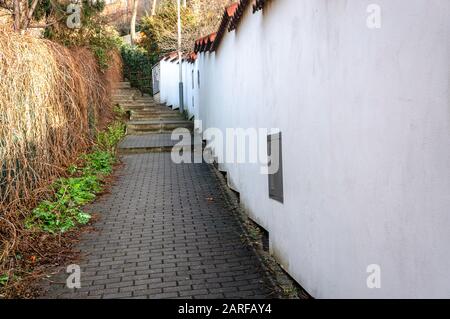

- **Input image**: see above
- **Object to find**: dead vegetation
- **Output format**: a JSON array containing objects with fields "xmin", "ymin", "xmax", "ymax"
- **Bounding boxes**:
[{"xmin": 0, "ymin": 30, "xmax": 122, "ymax": 297}]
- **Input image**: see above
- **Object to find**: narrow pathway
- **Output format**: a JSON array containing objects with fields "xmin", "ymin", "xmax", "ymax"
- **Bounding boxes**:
[{"xmin": 42, "ymin": 82, "xmax": 275, "ymax": 299}]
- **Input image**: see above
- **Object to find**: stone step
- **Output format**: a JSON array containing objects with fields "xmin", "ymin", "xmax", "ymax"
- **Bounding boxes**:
[
  {"xmin": 115, "ymin": 82, "xmax": 131, "ymax": 89},
  {"xmin": 130, "ymin": 111, "xmax": 182, "ymax": 121},
  {"xmin": 113, "ymin": 94, "xmax": 148, "ymax": 100},
  {"xmin": 113, "ymin": 93, "xmax": 147, "ymax": 98},
  {"xmin": 130, "ymin": 114, "xmax": 184, "ymax": 121},
  {"xmin": 118, "ymin": 143, "xmax": 199, "ymax": 155},
  {"xmin": 113, "ymin": 101, "xmax": 158, "ymax": 106},
  {"xmin": 121, "ymin": 106, "xmax": 173, "ymax": 113},
  {"xmin": 118, "ymin": 133, "xmax": 200, "ymax": 155},
  {"xmin": 118, "ymin": 145, "xmax": 202, "ymax": 155},
  {"xmin": 119, "ymin": 145, "xmax": 178, "ymax": 155},
  {"xmin": 130, "ymin": 109, "xmax": 181, "ymax": 115},
  {"xmin": 127, "ymin": 120, "xmax": 194, "ymax": 134},
  {"xmin": 115, "ymin": 101, "xmax": 159, "ymax": 106},
  {"xmin": 119, "ymin": 105, "xmax": 155, "ymax": 112},
  {"xmin": 113, "ymin": 86, "xmax": 143, "ymax": 91},
  {"xmin": 113, "ymin": 96, "xmax": 147, "ymax": 101}
]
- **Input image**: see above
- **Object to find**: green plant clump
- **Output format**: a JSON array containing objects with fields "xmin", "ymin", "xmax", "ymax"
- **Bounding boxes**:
[
  {"xmin": 25, "ymin": 122, "xmax": 125, "ymax": 234},
  {"xmin": 96, "ymin": 121, "xmax": 126, "ymax": 154}
]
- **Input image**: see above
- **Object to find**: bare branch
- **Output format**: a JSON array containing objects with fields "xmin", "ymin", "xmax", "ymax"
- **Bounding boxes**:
[
  {"xmin": 13, "ymin": 0, "xmax": 20, "ymax": 31},
  {"xmin": 23, "ymin": 0, "xmax": 40, "ymax": 30},
  {"xmin": 0, "ymin": 0, "xmax": 14, "ymax": 11},
  {"xmin": 27, "ymin": 19, "xmax": 61, "ymax": 28}
]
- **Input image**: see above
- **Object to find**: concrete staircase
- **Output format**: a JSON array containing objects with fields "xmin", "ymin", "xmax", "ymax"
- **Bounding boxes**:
[{"xmin": 114, "ymin": 81, "xmax": 194, "ymax": 154}]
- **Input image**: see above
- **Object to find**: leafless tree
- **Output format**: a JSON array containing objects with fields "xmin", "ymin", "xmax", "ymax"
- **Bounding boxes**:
[
  {"xmin": 140, "ymin": 0, "xmax": 233, "ymax": 54},
  {"xmin": 1, "ymin": 0, "xmax": 63, "ymax": 32}
]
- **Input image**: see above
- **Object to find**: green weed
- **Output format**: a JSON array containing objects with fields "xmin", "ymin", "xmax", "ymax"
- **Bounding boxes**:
[
  {"xmin": 25, "ymin": 175, "xmax": 100, "ymax": 233},
  {"xmin": 96, "ymin": 121, "xmax": 126, "ymax": 153},
  {"xmin": 82, "ymin": 151, "xmax": 116, "ymax": 175},
  {"xmin": 26, "ymin": 122, "xmax": 124, "ymax": 234},
  {"xmin": 0, "ymin": 274, "xmax": 9, "ymax": 287},
  {"xmin": 113, "ymin": 105, "xmax": 127, "ymax": 118}
]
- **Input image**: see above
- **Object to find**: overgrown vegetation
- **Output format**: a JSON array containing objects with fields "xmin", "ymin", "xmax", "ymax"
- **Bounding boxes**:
[
  {"xmin": 0, "ymin": 0, "xmax": 128, "ymax": 300},
  {"xmin": 0, "ymin": 0, "xmax": 122, "ymax": 70},
  {"xmin": 0, "ymin": 27, "xmax": 123, "ymax": 297},
  {"xmin": 121, "ymin": 44, "xmax": 156, "ymax": 94},
  {"xmin": 42, "ymin": 1, "xmax": 123, "ymax": 70},
  {"xmin": 0, "ymin": 30, "xmax": 122, "ymax": 210},
  {"xmin": 140, "ymin": 1, "xmax": 197, "ymax": 55},
  {"xmin": 0, "ymin": 116, "xmax": 126, "ymax": 298},
  {"xmin": 25, "ymin": 122, "xmax": 125, "ymax": 234},
  {"xmin": 46, "ymin": 22, "xmax": 122, "ymax": 71},
  {"xmin": 121, "ymin": 0, "xmax": 233, "ymax": 94}
]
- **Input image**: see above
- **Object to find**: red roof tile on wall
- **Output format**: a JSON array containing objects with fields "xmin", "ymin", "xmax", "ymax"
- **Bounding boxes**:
[
  {"xmin": 184, "ymin": 52, "xmax": 197, "ymax": 63},
  {"xmin": 163, "ymin": 51, "xmax": 179, "ymax": 61},
  {"xmin": 209, "ymin": 2, "xmax": 240, "ymax": 52},
  {"xmin": 190, "ymin": 0, "xmax": 275, "ymax": 57},
  {"xmin": 228, "ymin": 0, "xmax": 252, "ymax": 32},
  {"xmin": 226, "ymin": 2, "xmax": 239, "ymax": 16},
  {"xmin": 195, "ymin": 32, "xmax": 217, "ymax": 53}
]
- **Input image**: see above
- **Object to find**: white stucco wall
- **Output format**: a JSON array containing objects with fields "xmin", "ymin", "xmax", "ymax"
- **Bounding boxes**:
[
  {"xmin": 160, "ymin": 58, "xmax": 199, "ymax": 118},
  {"xmin": 182, "ymin": 61, "xmax": 199, "ymax": 119},
  {"xmin": 159, "ymin": 0, "xmax": 450, "ymax": 298},
  {"xmin": 159, "ymin": 59, "xmax": 180, "ymax": 109}
]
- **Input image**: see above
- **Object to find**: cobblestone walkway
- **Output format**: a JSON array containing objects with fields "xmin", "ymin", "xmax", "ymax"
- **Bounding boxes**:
[{"xmin": 42, "ymin": 83, "xmax": 275, "ymax": 299}]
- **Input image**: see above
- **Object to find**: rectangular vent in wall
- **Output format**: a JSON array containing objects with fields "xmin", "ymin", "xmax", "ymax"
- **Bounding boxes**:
[{"xmin": 267, "ymin": 132, "xmax": 284, "ymax": 203}]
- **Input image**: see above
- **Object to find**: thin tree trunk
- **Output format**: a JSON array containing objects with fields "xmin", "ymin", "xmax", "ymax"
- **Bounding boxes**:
[
  {"xmin": 23, "ymin": 0, "xmax": 40, "ymax": 31},
  {"xmin": 130, "ymin": 0, "xmax": 139, "ymax": 44},
  {"xmin": 22, "ymin": 0, "xmax": 28, "ymax": 25},
  {"xmin": 13, "ymin": 0, "xmax": 20, "ymax": 31},
  {"xmin": 151, "ymin": 0, "xmax": 157, "ymax": 16}
]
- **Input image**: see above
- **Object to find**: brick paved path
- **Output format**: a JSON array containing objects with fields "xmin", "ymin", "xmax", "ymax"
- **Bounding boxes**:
[{"xmin": 42, "ymin": 83, "xmax": 275, "ymax": 299}]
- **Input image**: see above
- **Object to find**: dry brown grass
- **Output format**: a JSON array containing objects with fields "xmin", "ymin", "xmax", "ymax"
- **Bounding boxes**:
[{"xmin": 0, "ymin": 30, "xmax": 122, "ymax": 276}]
